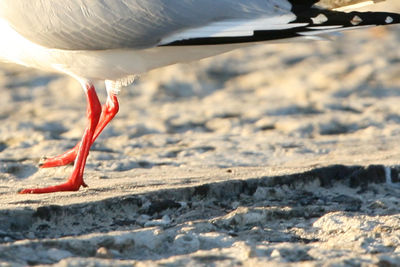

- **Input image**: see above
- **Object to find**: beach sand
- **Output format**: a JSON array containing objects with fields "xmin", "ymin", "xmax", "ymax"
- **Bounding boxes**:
[{"xmin": 1, "ymin": 2, "xmax": 400, "ymax": 266}]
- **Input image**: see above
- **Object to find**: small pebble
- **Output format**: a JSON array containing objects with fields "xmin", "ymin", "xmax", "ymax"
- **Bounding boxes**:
[
  {"xmin": 144, "ymin": 215, "xmax": 171, "ymax": 227},
  {"xmin": 96, "ymin": 247, "xmax": 113, "ymax": 259}
]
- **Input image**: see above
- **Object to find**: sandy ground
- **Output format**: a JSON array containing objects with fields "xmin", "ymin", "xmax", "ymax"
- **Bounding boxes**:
[{"xmin": 1, "ymin": 2, "xmax": 400, "ymax": 266}]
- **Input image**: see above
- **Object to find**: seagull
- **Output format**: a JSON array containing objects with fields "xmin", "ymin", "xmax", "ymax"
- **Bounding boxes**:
[{"xmin": 0, "ymin": 0, "xmax": 399, "ymax": 194}]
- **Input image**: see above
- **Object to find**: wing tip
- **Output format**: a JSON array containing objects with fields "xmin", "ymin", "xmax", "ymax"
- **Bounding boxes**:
[
  {"xmin": 311, "ymin": 0, "xmax": 386, "ymax": 11},
  {"xmin": 161, "ymin": 0, "xmax": 400, "ymax": 47}
]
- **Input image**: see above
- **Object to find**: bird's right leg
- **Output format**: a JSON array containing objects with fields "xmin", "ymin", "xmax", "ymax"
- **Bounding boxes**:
[
  {"xmin": 39, "ymin": 85, "xmax": 119, "ymax": 168},
  {"xmin": 19, "ymin": 82, "xmax": 102, "ymax": 193}
]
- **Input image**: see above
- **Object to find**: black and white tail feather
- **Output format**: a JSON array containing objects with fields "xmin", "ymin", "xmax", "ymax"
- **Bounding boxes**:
[{"xmin": 160, "ymin": 0, "xmax": 400, "ymax": 46}]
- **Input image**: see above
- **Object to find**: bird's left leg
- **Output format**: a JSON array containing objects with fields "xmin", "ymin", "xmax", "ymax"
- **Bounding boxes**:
[
  {"xmin": 39, "ymin": 81, "xmax": 119, "ymax": 168},
  {"xmin": 19, "ymin": 82, "xmax": 102, "ymax": 193}
]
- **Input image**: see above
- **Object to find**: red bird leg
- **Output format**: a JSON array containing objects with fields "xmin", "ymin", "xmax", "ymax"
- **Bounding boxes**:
[
  {"xmin": 19, "ymin": 83, "xmax": 101, "ymax": 194},
  {"xmin": 39, "ymin": 91, "xmax": 119, "ymax": 168}
]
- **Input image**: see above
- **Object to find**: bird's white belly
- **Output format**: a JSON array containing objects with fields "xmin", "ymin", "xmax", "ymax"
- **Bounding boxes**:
[
  {"xmin": 0, "ymin": 18, "xmax": 247, "ymax": 81},
  {"xmin": 50, "ymin": 44, "xmax": 249, "ymax": 81}
]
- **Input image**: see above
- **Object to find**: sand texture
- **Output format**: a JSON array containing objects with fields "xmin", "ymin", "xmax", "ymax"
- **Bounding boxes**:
[{"xmin": 1, "ymin": 2, "xmax": 400, "ymax": 266}]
